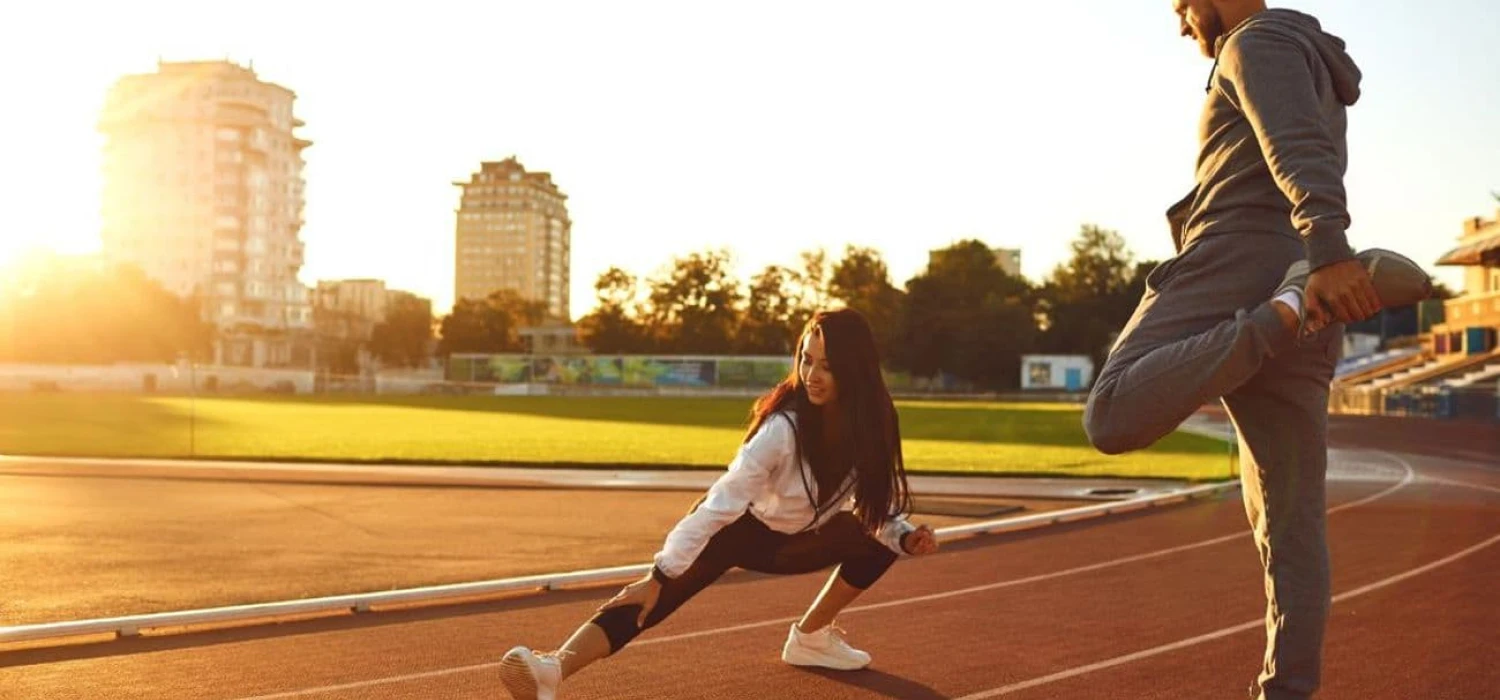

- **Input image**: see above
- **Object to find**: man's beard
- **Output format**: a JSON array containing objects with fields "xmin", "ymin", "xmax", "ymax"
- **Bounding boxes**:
[{"xmin": 1200, "ymin": 12, "xmax": 1225, "ymax": 57}]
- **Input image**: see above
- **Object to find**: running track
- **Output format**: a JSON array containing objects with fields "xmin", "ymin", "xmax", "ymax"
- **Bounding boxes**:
[{"xmin": 2, "ymin": 416, "xmax": 1496, "ymax": 699}]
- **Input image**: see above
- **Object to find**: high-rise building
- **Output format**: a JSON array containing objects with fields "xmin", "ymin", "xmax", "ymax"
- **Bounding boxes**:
[
  {"xmin": 453, "ymin": 157, "xmax": 571, "ymax": 320},
  {"xmin": 99, "ymin": 59, "xmax": 312, "ymax": 367}
]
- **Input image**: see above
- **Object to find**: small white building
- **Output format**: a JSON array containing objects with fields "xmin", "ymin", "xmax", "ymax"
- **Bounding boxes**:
[{"xmin": 1021, "ymin": 354, "xmax": 1094, "ymax": 391}]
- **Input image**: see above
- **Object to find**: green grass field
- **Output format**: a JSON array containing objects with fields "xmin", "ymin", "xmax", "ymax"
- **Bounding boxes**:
[{"xmin": 0, "ymin": 393, "xmax": 1236, "ymax": 480}]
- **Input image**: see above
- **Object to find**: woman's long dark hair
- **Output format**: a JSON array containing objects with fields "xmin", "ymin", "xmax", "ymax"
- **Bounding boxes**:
[{"xmin": 744, "ymin": 307, "xmax": 912, "ymax": 534}]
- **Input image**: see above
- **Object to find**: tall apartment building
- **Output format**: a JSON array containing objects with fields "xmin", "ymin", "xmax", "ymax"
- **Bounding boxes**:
[
  {"xmin": 98, "ymin": 59, "xmax": 312, "ymax": 367},
  {"xmin": 453, "ymin": 157, "xmax": 571, "ymax": 320}
]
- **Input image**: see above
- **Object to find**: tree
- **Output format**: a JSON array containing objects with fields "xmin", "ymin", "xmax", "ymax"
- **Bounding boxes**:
[
  {"xmin": 645, "ymin": 250, "xmax": 743, "ymax": 354},
  {"xmin": 577, "ymin": 267, "xmax": 653, "ymax": 353},
  {"xmin": 0, "ymin": 260, "xmax": 211, "ymax": 364},
  {"xmin": 1038, "ymin": 225, "xmax": 1141, "ymax": 368},
  {"xmin": 1049, "ymin": 224, "xmax": 1135, "ymax": 301},
  {"xmin": 891, "ymin": 240, "xmax": 1036, "ymax": 390},
  {"xmin": 737, "ymin": 265, "xmax": 802, "ymax": 355},
  {"xmin": 829, "ymin": 245, "xmax": 905, "ymax": 361},
  {"xmin": 436, "ymin": 289, "xmax": 547, "ymax": 357},
  {"xmin": 312, "ymin": 306, "xmax": 365, "ymax": 375},
  {"xmin": 953, "ymin": 295, "xmax": 1038, "ymax": 390},
  {"xmin": 370, "ymin": 292, "xmax": 434, "ymax": 368},
  {"xmin": 791, "ymin": 248, "xmax": 832, "ymax": 327}
]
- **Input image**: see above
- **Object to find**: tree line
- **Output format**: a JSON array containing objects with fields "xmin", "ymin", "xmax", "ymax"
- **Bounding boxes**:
[
  {"xmin": 559, "ymin": 225, "xmax": 1151, "ymax": 390},
  {"xmin": 0, "ymin": 226, "xmax": 1152, "ymax": 389},
  {"xmin": 9, "ymin": 224, "xmax": 1448, "ymax": 390}
]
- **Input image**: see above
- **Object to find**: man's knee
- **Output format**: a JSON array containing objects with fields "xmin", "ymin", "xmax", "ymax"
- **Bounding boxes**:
[
  {"xmin": 1083, "ymin": 402, "xmax": 1140, "ymax": 456},
  {"xmin": 1086, "ymin": 427, "xmax": 1138, "ymax": 456}
]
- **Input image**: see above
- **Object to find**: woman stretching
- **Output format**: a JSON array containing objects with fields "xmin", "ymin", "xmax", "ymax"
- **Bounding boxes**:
[{"xmin": 498, "ymin": 308, "xmax": 940, "ymax": 699}]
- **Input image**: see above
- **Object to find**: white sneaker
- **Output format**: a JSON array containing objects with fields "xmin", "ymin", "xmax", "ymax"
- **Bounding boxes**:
[
  {"xmin": 499, "ymin": 646, "xmax": 561, "ymax": 700},
  {"xmin": 781, "ymin": 622, "xmax": 872, "ymax": 670}
]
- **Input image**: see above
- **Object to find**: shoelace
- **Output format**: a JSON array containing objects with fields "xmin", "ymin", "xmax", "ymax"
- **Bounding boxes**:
[{"xmin": 826, "ymin": 624, "xmax": 852, "ymax": 646}]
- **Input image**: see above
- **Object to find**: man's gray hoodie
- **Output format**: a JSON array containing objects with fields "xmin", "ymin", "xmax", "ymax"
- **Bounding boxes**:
[{"xmin": 1166, "ymin": 9, "xmax": 1363, "ymax": 271}]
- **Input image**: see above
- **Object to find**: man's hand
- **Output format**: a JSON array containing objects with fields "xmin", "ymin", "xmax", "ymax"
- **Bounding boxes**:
[{"xmin": 1305, "ymin": 259, "xmax": 1381, "ymax": 332}]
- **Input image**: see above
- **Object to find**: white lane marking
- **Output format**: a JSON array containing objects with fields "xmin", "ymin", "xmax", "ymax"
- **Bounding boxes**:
[
  {"xmin": 953, "ymin": 531, "xmax": 1500, "ymax": 699},
  {"xmin": 229, "ymin": 451, "xmax": 1423, "ymax": 699},
  {"xmin": 231, "ymin": 663, "xmax": 497, "ymax": 700}
]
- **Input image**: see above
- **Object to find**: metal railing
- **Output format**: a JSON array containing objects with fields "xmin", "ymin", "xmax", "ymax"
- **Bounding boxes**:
[
  {"xmin": 0, "ymin": 481, "xmax": 1238, "ymax": 646},
  {"xmin": 1331, "ymin": 383, "xmax": 1500, "ymax": 420}
]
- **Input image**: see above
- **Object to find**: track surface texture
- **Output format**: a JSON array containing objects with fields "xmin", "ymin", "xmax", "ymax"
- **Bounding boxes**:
[{"xmin": 2, "ymin": 413, "xmax": 1495, "ymax": 699}]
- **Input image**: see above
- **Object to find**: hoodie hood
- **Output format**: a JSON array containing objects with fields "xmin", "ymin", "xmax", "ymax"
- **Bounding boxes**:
[
  {"xmin": 1182, "ymin": 8, "xmax": 1361, "ymax": 269},
  {"xmin": 1218, "ymin": 8, "xmax": 1362, "ymax": 106}
]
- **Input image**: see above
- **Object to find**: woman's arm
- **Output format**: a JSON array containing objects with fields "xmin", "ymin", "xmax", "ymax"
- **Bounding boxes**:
[
  {"xmin": 876, "ymin": 511, "xmax": 918, "ymax": 555},
  {"xmin": 651, "ymin": 414, "xmax": 794, "ymax": 580}
]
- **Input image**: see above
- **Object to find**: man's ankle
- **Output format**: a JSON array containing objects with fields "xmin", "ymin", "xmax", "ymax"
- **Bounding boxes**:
[{"xmin": 1271, "ymin": 299, "xmax": 1300, "ymax": 333}]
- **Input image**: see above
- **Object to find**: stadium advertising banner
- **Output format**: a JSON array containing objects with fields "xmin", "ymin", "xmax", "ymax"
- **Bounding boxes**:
[
  {"xmin": 449, "ymin": 355, "xmax": 788, "ymax": 389},
  {"xmin": 640, "ymin": 358, "xmax": 717, "ymax": 387},
  {"xmin": 717, "ymin": 358, "xmax": 793, "ymax": 387},
  {"xmin": 530, "ymin": 356, "xmax": 596, "ymax": 384},
  {"xmin": 488, "ymin": 357, "xmax": 532, "ymax": 383}
]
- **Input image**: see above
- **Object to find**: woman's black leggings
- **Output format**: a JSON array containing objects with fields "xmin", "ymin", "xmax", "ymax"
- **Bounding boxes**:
[{"xmin": 590, "ymin": 511, "xmax": 898, "ymax": 653}]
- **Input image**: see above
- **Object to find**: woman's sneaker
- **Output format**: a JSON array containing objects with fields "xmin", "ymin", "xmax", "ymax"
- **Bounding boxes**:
[
  {"xmin": 781, "ymin": 622, "xmax": 871, "ymax": 671},
  {"xmin": 499, "ymin": 646, "xmax": 561, "ymax": 700}
]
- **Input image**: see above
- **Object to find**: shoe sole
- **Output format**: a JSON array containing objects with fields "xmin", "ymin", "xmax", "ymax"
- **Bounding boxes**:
[
  {"xmin": 781, "ymin": 650, "xmax": 870, "ymax": 671},
  {"xmin": 1357, "ymin": 248, "xmax": 1433, "ymax": 307},
  {"xmin": 499, "ymin": 651, "xmax": 540, "ymax": 700}
]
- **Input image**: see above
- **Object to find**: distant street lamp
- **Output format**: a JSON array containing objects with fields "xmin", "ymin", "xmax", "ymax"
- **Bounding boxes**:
[{"xmin": 175, "ymin": 351, "xmax": 197, "ymax": 457}]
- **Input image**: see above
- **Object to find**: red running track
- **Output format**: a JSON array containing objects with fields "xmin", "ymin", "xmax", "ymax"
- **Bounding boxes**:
[{"xmin": 2, "ymin": 415, "xmax": 1495, "ymax": 699}]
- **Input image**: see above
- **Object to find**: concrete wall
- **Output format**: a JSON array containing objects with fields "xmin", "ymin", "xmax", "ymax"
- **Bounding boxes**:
[{"xmin": 0, "ymin": 364, "xmax": 315, "ymax": 395}]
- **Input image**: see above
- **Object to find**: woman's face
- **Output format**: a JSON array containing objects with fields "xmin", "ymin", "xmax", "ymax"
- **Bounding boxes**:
[{"xmin": 799, "ymin": 329, "xmax": 838, "ymax": 407}]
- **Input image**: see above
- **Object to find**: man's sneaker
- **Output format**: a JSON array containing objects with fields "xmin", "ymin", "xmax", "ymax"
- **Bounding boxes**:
[
  {"xmin": 1274, "ymin": 248, "xmax": 1434, "ymax": 335},
  {"xmin": 499, "ymin": 646, "xmax": 561, "ymax": 700},
  {"xmin": 1358, "ymin": 248, "xmax": 1435, "ymax": 304},
  {"xmin": 781, "ymin": 622, "xmax": 871, "ymax": 671}
]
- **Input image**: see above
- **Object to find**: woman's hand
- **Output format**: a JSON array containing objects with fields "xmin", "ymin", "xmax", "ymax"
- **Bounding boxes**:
[
  {"xmin": 901, "ymin": 524, "xmax": 939, "ymax": 556},
  {"xmin": 599, "ymin": 573, "xmax": 663, "ymax": 627}
]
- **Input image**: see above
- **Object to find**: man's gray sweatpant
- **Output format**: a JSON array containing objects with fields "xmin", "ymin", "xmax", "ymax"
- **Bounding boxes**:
[{"xmin": 1084, "ymin": 232, "xmax": 1341, "ymax": 700}]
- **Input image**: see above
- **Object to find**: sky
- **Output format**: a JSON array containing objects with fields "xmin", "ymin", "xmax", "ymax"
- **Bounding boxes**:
[{"xmin": 1, "ymin": 0, "xmax": 1496, "ymax": 319}]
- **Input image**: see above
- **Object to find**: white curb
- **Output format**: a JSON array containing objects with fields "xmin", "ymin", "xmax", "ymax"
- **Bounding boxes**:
[{"xmin": 0, "ymin": 480, "xmax": 1237, "ymax": 646}]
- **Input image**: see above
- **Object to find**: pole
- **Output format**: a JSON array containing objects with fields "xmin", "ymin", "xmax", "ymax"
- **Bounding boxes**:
[{"xmin": 190, "ymin": 360, "xmax": 197, "ymax": 457}]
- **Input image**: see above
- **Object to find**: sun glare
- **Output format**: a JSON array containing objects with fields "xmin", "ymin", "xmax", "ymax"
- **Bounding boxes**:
[
  {"xmin": 0, "ymin": 239, "xmax": 84, "ymax": 293},
  {"xmin": 0, "ymin": 244, "xmax": 21, "ymax": 282}
]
